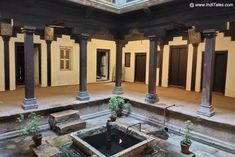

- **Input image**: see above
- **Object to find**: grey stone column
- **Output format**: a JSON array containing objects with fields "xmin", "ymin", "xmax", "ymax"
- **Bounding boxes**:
[
  {"xmin": 3, "ymin": 36, "xmax": 10, "ymax": 90},
  {"xmin": 145, "ymin": 35, "xmax": 159, "ymax": 103},
  {"xmin": 77, "ymin": 34, "xmax": 90, "ymax": 101},
  {"xmin": 197, "ymin": 29, "xmax": 216, "ymax": 117},
  {"xmin": 22, "ymin": 26, "xmax": 38, "ymax": 110},
  {"xmin": 112, "ymin": 40, "xmax": 124, "ymax": 95}
]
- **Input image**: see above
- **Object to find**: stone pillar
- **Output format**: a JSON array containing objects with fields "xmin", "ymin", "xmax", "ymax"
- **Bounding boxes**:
[
  {"xmin": 191, "ymin": 43, "xmax": 198, "ymax": 91},
  {"xmin": 76, "ymin": 34, "xmax": 90, "ymax": 101},
  {"xmin": 46, "ymin": 41, "xmax": 52, "ymax": 86},
  {"xmin": 3, "ymin": 36, "xmax": 10, "ymax": 90},
  {"xmin": 145, "ymin": 35, "xmax": 159, "ymax": 103},
  {"xmin": 197, "ymin": 29, "xmax": 216, "ymax": 117},
  {"xmin": 112, "ymin": 40, "xmax": 124, "ymax": 95},
  {"xmin": 22, "ymin": 26, "xmax": 38, "ymax": 110}
]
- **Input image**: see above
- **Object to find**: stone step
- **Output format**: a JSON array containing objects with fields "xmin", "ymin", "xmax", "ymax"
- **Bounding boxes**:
[
  {"xmin": 48, "ymin": 109, "xmax": 81, "ymax": 129},
  {"xmin": 55, "ymin": 120, "xmax": 86, "ymax": 134}
]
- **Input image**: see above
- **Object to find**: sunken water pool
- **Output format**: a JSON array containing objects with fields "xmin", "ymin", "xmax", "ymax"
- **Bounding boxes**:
[{"xmin": 71, "ymin": 122, "xmax": 156, "ymax": 157}]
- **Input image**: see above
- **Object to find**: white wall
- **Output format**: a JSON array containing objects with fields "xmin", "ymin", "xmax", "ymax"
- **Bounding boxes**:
[
  {"xmin": 51, "ymin": 35, "xmax": 79, "ymax": 86},
  {"xmin": 195, "ymin": 32, "xmax": 235, "ymax": 97},
  {"xmin": 0, "ymin": 37, "xmax": 4, "ymax": 91}
]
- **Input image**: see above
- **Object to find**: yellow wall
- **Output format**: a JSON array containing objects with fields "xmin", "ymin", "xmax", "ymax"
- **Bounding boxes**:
[
  {"xmin": 122, "ymin": 40, "xmax": 160, "ymax": 85},
  {"xmin": 0, "ymin": 37, "xmax": 4, "ymax": 91},
  {"xmin": 162, "ymin": 37, "xmax": 192, "ymax": 90},
  {"xmin": 195, "ymin": 32, "xmax": 235, "ymax": 97},
  {"xmin": 9, "ymin": 33, "xmax": 47, "ymax": 90},
  {"xmin": 87, "ymin": 39, "xmax": 116, "ymax": 83},
  {"xmin": 51, "ymin": 35, "xmax": 79, "ymax": 86}
]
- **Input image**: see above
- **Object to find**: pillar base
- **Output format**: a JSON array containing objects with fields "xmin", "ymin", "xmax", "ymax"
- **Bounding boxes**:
[
  {"xmin": 112, "ymin": 86, "xmax": 124, "ymax": 95},
  {"xmin": 197, "ymin": 104, "xmax": 215, "ymax": 117},
  {"xmin": 22, "ymin": 98, "xmax": 38, "ymax": 110},
  {"xmin": 145, "ymin": 93, "xmax": 159, "ymax": 104},
  {"xmin": 76, "ymin": 91, "xmax": 90, "ymax": 101}
]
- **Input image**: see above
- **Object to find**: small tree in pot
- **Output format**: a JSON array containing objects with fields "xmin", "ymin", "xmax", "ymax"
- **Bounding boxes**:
[
  {"xmin": 17, "ymin": 113, "xmax": 42, "ymax": 147},
  {"xmin": 108, "ymin": 96, "xmax": 131, "ymax": 117},
  {"xmin": 181, "ymin": 120, "xmax": 193, "ymax": 154}
]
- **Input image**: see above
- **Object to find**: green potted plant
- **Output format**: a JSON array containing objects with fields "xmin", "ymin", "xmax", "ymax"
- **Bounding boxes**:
[
  {"xmin": 181, "ymin": 120, "xmax": 193, "ymax": 154},
  {"xmin": 17, "ymin": 112, "xmax": 42, "ymax": 147},
  {"xmin": 90, "ymin": 155, "xmax": 98, "ymax": 157},
  {"xmin": 108, "ymin": 96, "xmax": 131, "ymax": 117}
]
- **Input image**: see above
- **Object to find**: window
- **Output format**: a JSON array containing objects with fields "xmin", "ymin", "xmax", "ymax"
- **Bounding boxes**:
[
  {"xmin": 125, "ymin": 53, "xmax": 131, "ymax": 67},
  {"xmin": 60, "ymin": 47, "xmax": 72, "ymax": 70}
]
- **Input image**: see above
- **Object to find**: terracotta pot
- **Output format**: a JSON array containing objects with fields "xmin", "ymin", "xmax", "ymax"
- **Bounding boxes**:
[
  {"xmin": 115, "ymin": 109, "xmax": 123, "ymax": 117},
  {"xmin": 180, "ymin": 141, "xmax": 191, "ymax": 154},
  {"xmin": 32, "ymin": 134, "xmax": 42, "ymax": 147}
]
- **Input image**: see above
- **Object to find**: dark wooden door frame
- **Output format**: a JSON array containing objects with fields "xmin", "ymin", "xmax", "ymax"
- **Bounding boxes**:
[
  {"xmin": 15, "ymin": 42, "xmax": 42, "ymax": 86},
  {"xmin": 201, "ymin": 50, "xmax": 228, "ymax": 93},
  {"xmin": 96, "ymin": 49, "xmax": 110, "ymax": 81},
  {"xmin": 134, "ymin": 53, "xmax": 147, "ymax": 83},
  {"xmin": 168, "ymin": 45, "xmax": 188, "ymax": 89}
]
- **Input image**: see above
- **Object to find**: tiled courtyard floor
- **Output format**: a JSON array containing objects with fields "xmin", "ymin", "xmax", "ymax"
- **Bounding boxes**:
[{"xmin": 0, "ymin": 82, "xmax": 235, "ymax": 126}]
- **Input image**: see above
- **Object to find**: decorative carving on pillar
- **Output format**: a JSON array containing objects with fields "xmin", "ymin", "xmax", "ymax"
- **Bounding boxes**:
[
  {"xmin": 77, "ymin": 34, "xmax": 90, "ymax": 101},
  {"xmin": 197, "ymin": 29, "xmax": 217, "ymax": 117},
  {"xmin": 145, "ymin": 35, "xmax": 159, "ymax": 103},
  {"xmin": 1, "ymin": 22, "xmax": 12, "ymax": 90},
  {"xmin": 21, "ymin": 26, "xmax": 38, "ymax": 110},
  {"xmin": 112, "ymin": 40, "xmax": 125, "ymax": 95}
]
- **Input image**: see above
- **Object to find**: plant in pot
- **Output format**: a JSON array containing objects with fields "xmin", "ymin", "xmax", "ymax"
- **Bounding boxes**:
[
  {"xmin": 181, "ymin": 120, "xmax": 193, "ymax": 154},
  {"xmin": 17, "ymin": 112, "xmax": 42, "ymax": 147},
  {"xmin": 108, "ymin": 96, "xmax": 131, "ymax": 117}
]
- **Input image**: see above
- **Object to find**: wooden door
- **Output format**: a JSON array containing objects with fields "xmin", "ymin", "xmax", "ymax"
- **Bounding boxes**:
[
  {"xmin": 135, "ymin": 53, "xmax": 146, "ymax": 82},
  {"xmin": 169, "ymin": 46, "xmax": 188, "ymax": 88},
  {"xmin": 213, "ymin": 52, "xmax": 227, "ymax": 93}
]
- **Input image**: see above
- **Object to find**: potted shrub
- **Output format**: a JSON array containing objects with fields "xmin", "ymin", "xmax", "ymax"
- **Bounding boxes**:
[
  {"xmin": 108, "ymin": 96, "xmax": 131, "ymax": 117},
  {"xmin": 181, "ymin": 120, "xmax": 193, "ymax": 154},
  {"xmin": 17, "ymin": 112, "xmax": 42, "ymax": 147},
  {"xmin": 110, "ymin": 111, "xmax": 117, "ymax": 122}
]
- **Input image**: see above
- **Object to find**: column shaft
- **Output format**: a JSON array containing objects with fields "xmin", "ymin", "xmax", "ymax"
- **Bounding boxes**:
[
  {"xmin": 3, "ymin": 36, "xmax": 10, "ymax": 90},
  {"xmin": 145, "ymin": 35, "xmax": 159, "ymax": 103},
  {"xmin": 47, "ymin": 41, "xmax": 52, "ymax": 86},
  {"xmin": 22, "ymin": 26, "xmax": 38, "ymax": 110},
  {"xmin": 197, "ymin": 29, "xmax": 216, "ymax": 117},
  {"xmin": 112, "ymin": 40, "xmax": 124, "ymax": 95},
  {"xmin": 77, "ymin": 34, "xmax": 90, "ymax": 101}
]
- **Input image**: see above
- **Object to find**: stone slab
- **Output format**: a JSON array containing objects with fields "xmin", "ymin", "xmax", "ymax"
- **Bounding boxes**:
[
  {"xmin": 49, "ymin": 109, "xmax": 80, "ymax": 123},
  {"xmin": 55, "ymin": 120, "xmax": 86, "ymax": 134},
  {"xmin": 32, "ymin": 143, "xmax": 61, "ymax": 157}
]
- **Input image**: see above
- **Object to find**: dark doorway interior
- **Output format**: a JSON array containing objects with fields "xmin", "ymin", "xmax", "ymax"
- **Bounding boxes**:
[
  {"xmin": 169, "ymin": 46, "xmax": 188, "ymax": 88},
  {"xmin": 135, "ymin": 53, "xmax": 146, "ymax": 82},
  {"xmin": 96, "ymin": 49, "xmax": 110, "ymax": 81},
  {"xmin": 15, "ymin": 43, "xmax": 41, "ymax": 86},
  {"xmin": 201, "ymin": 51, "xmax": 228, "ymax": 93}
]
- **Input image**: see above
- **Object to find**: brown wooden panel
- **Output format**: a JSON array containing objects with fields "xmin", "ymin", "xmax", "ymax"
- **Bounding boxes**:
[
  {"xmin": 125, "ymin": 52, "xmax": 131, "ymax": 67},
  {"xmin": 169, "ymin": 46, "xmax": 188, "ymax": 88},
  {"xmin": 135, "ymin": 53, "xmax": 146, "ymax": 82},
  {"xmin": 213, "ymin": 52, "xmax": 227, "ymax": 93}
]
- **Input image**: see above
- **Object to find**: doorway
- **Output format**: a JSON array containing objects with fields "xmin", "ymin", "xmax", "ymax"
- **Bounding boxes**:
[
  {"xmin": 96, "ymin": 49, "xmax": 109, "ymax": 81},
  {"xmin": 201, "ymin": 51, "xmax": 227, "ymax": 93},
  {"xmin": 15, "ymin": 43, "xmax": 41, "ymax": 86},
  {"xmin": 169, "ymin": 46, "xmax": 188, "ymax": 88},
  {"xmin": 135, "ymin": 53, "xmax": 146, "ymax": 82}
]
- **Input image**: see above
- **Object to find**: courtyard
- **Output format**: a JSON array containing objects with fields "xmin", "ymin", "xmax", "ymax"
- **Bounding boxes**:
[{"xmin": 0, "ymin": 0, "xmax": 235, "ymax": 156}]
